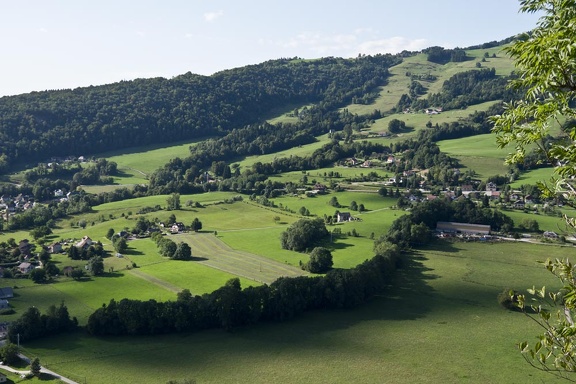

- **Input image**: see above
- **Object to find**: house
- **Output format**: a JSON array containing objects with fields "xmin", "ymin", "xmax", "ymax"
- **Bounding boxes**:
[
  {"xmin": 0, "ymin": 287, "xmax": 14, "ymax": 299},
  {"xmin": 18, "ymin": 239, "xmax": 32, "ymax": 257},
  {"xmin": 337, "ymin": 212, "xmax": 352, "ymax": 223},
  {"xmin": 75, "ymin": 236, "xmax": 93, "ymax": 249},
  {"xmin": 360, "ymin": 160, "xmax": 372, "ymax": 168},
  {"xmin": 436, "ymin": 221, "xmax": 491, "ymax": 235},
  {"xmin": 386, "ymin": 156, "xmax": 396, "ymax": 164},
  {"xmin": 485, "ymin": 190, "xmax": 501, "ymax": 200},
  {"xmin": 54, "ymin": 189, "xmax": 64, "ymax": 197},
  {"xmin": 18, "ymin": 262, "xmax": 33, "ymax": 274},
  {"xmin": 346, "ymin": 158, "xmax": 359, "ymax": 166},
  {"xmin": 514, "ymin": 201, "xmax": 525, "ymax": 209},
  {"xmin": 48, "ymin": 242, "xmax": 63, "ymax": 254},
  {"xmin": 0, "ymin": 300, "xmax": 9, "ymax": 309},
  {"xmin": 313, "ymin": 183, "xmax": 327, "ymax": 193},
  {"xmin": 486, "ymin": 182, "xmax": 498, "ymax": 192},
  {"xmin": 171, "ymin": 222, "xmax": 185, "ymax": 233}
]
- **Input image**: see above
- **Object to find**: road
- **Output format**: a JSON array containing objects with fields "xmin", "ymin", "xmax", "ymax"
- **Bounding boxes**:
[{"xmin": 0, "ymin": 353, "xmax": 79, "ymax": 384}]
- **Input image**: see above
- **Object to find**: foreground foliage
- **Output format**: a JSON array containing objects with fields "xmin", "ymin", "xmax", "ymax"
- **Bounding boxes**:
[
  {"xmin": 514, "ymin": 258, "xmax": 576, "ymax": 381},
  {"xmin": 493, "ymin": 0, "xmax": 576, "ymax": 379}
]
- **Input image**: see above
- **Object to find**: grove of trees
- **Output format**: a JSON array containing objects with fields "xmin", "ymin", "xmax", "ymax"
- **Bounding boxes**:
[{"xmin": 280, "ymin": 218, "xmax": 329, "ymax": 252}]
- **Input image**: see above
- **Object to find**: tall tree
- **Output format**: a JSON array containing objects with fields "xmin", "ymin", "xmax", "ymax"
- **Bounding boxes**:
[
  {"xmin": 302, "ymin": 247, "xmax": 333, "ymax": 273},
  {"xmin": 87, "ymin": 256, "xmax": 104, "ymax": 276},
  {"xmin": 190, "ymin": 218, "xmax": 202, "ymax": 232},
  {"xmin": 30, "ymin": 357, "xmax": 41, "ymax": 377},
  {"xmin": 172, "ymin": 242, "xmax": 192, "ymax": 261},
  {"xmin": 166, "ymin": 193, "xmax": 181, "ymax": 210}
]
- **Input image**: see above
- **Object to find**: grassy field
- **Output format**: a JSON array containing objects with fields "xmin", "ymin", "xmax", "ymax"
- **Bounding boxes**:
[
  {"xmin": 19, "ymin": 241, "xmax": 568, "ymax": 384},
  {"xmin": 342, "ymin": 46, "xmax": 514, "ymax": 117},
  {"xmin": 510, "ymin": 167, "xmax": 555, "ymax": 188},
  {"xmin": 437, "ymin": 133, "xmax": 511, "ymax": 177}
]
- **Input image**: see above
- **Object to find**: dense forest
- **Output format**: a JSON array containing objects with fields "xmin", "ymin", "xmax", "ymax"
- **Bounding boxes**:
[{"xmin": 0, "ymin": 55, "xmax": 400, "ymax": 171}]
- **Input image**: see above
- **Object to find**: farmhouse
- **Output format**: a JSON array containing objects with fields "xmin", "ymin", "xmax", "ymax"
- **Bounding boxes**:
[
  {"xmin": 75, "ymin": 236, "xmax": 93, "ymax": 249},
  {"xmin": 436, "ymin": 221, "xmax": 491, "ymax": 235},
  {"xmin": 171, "ymin": 222, "xmax": 186, "ymax": 233},
  {"xmin": 48, "ymin": 242, "xmax": 63, "ymax": 254},
  {"xmin": 337, "ymin": 212, "xmax": 352, "ymax": 223},
  {"xmin": 18, "ymin": 262, "xmax": 33, "ymax": 274}
]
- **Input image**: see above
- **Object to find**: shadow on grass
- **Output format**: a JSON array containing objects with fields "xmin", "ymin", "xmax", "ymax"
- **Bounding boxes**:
[
  {"xmin": 190, "ymin": 256, "xmax": 208, "ymax": 262},
  {"xmin": 123, "ymin": 249, "xmax": 144, "ymax": 256},
  {"xmin": 113, "ymin": 169, "xmax": 135, "ymax": 179},
  {"xmin": 420, "ymin": 239, "xmax": 461, "ymax": 253},
  {"xmin": 326, "ymin": 241, "xmax": 354, "ymax": 251},
  {"xmin": 37, "ymin": 372, "xmax": 61, "ymax": 381},
  {"xmin": 100, "ymin": 272, "xmax": 123, "ymax": 278}
]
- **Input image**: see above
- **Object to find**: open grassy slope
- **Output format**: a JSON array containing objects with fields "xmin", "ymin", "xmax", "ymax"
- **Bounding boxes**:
[
  {"xmin": 21, "ymin": 241, "xmax": 567, "ymax": 384},
  {"xmin": 4, "ymin": 43, "xmax": 574, "ymax": 384}
]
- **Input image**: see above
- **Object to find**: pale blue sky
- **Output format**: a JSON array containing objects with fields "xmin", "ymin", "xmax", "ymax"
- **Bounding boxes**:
[{"xmin": 0, "ymin": 1, "xmax": 541, "ymax": 97}]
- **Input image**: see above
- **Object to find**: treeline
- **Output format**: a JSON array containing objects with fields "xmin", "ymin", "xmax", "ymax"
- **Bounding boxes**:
[
  {"xmin": 148, "ymin": 132, "xmax": 393, "ymax": 194},
  {"xmin": 397, "ymin": 68, "xmax": 521, "ymax": 111},
  {"xmin": 423, "ymin": 46, "xmax": 468, "ymax": 64},
  {"xmin": 7, "ymin": 303, "xmax": 77, "ymax": 343},
  {"xmin": 87, "ymin": 248, "xmax": 401, "ymax": 335},
  {"xmin": 419, "ymin": 103, "xmax": 504, "ymax": 142},
  {"xmin": 0, "ymin": 55, "xmax": 400, "ymax": 171}
]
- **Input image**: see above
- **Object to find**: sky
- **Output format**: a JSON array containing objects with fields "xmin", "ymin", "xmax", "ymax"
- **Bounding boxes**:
[{"xmin": 0, "ymin": 1, "xmax": 542, "ymax": 97}]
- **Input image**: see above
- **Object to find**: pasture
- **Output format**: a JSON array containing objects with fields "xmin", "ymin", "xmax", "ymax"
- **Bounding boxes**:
[
  {"xmin": 438, "ymin": 133, "xmax": 510, "ymax": 177},
  {"xmin": 342, "ymin": 47, "xmax": 513, "ymax": 117},
  {"xmin": 21, "ymin": 241, "xmax": 567, "ymax": 384}
]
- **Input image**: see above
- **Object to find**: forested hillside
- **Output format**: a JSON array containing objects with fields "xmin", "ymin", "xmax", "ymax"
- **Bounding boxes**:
[{"xmin": 0, "ymin": 55, "xmax": 400, "ymax": 171}]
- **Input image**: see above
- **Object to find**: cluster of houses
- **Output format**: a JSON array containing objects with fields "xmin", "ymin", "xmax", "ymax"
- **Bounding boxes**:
[
  {"xmin": 159, "ymin": 222, "xmax": 186, "ymax": 234},
  {"xmin": 0, "ymin": 194, "xmax": 36, "ymax": 222}
]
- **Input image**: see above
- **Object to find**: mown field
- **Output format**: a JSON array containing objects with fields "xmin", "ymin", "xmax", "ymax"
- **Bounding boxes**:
[{"xmin": 20, "ymin": 241, "xmax": 568, "ymax": 384}]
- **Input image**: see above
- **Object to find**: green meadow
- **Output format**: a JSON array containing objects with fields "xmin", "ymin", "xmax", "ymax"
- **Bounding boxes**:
[
  {"xmin": 343, "ymin": 47, "xmax": 513, "ymax": 117},
  {"xmin": 510, "ymin": 167, "xmax": 554, "ymax": 188},
  {"xmin": 20, "ymin": 241, "xmax": 567, "ymax": 384},
  {"xmin": 437, "ymin": 134, "xmax": 510, "ymax": 177},
  {"xmin": 2, "ymin": 44, "xmax": 573, "ymax": 384}
]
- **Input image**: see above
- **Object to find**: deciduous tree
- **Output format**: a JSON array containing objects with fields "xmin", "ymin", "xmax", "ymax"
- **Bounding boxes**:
[
  {"xmin": 492, "ymin": 0, "xmax": 576, "ymax": 378},
  {"xmin": 302, "ymin": 247, "xmax": 333, "ymax": 273}
]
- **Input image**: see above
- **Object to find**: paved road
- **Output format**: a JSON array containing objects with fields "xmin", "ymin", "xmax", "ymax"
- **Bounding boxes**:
[{"xmin": 0, "ymin": 353, "xmax": 79, "ymax": 384}]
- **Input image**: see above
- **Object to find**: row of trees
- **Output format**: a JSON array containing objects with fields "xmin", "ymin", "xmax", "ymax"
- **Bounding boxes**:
[
  {"xmin": 87, "ymin": 244, "xmax": 401, "ymax": 335},
  {"xmin": 7, "ymin": 303, "xmax": 77, "ymax": 343},
  {"xmin": 151, "ymin": 233, "xmax": 193, "ymax": 260}
]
